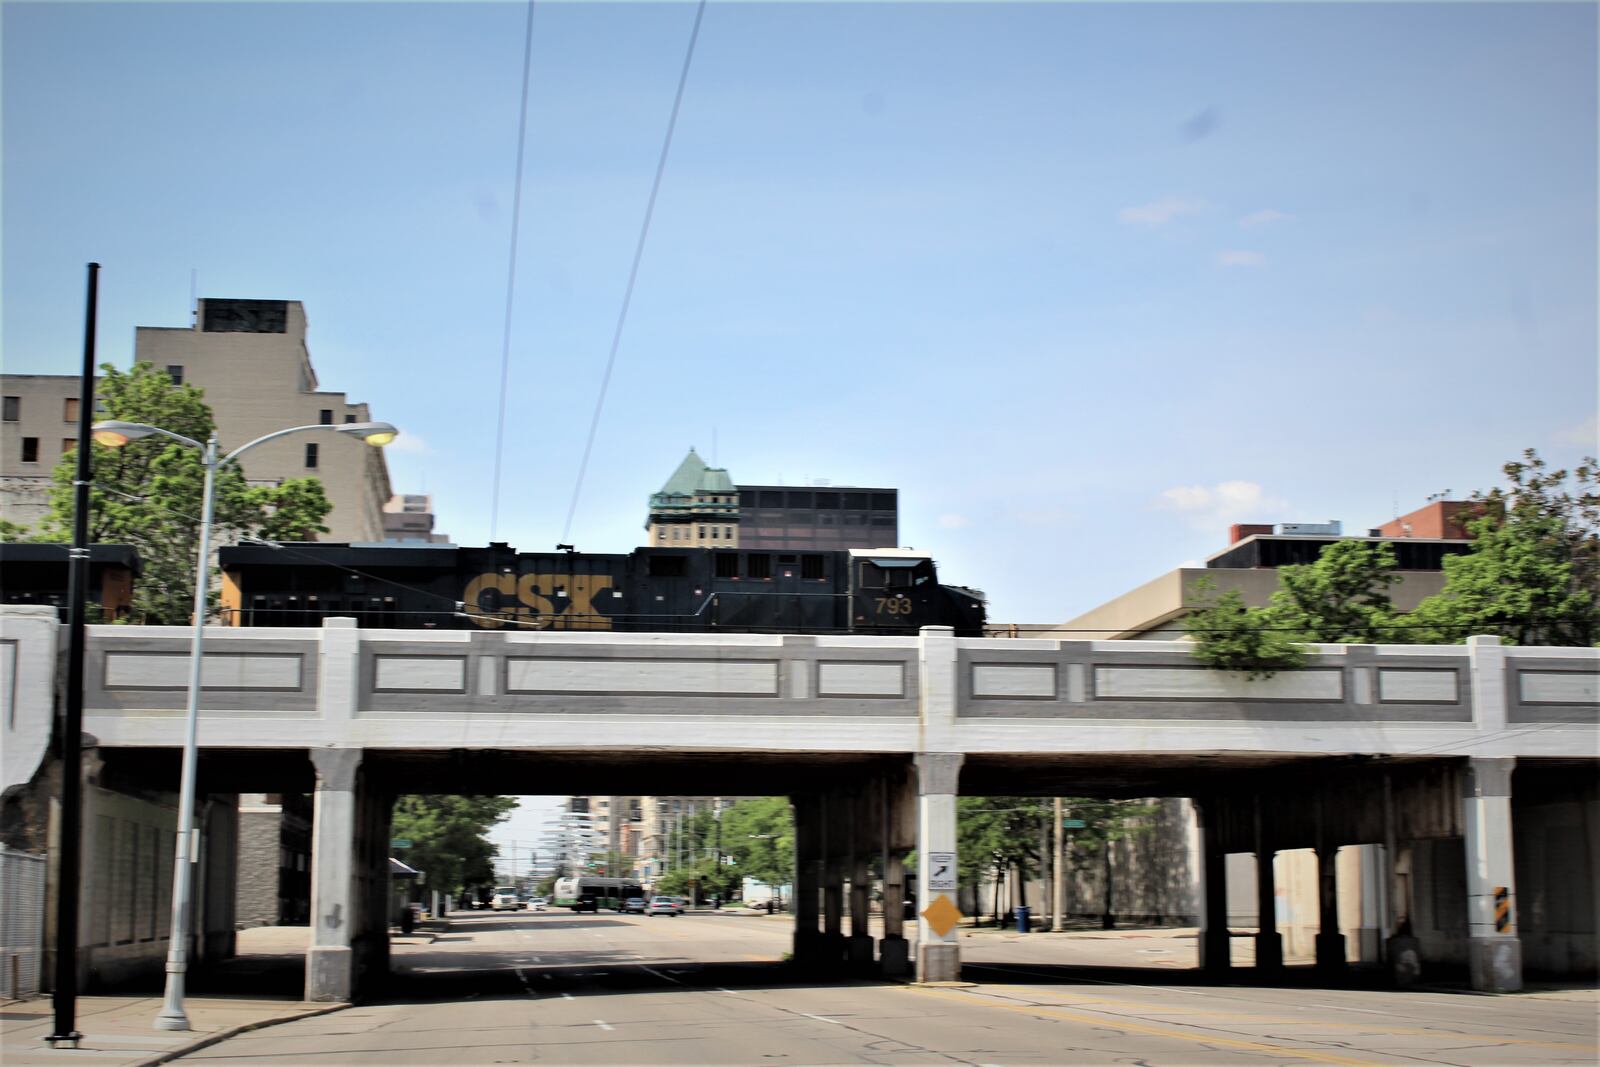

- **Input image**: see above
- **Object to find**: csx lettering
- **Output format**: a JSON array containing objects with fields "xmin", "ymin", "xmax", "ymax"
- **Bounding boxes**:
[{"xmin": 464, "ymin": 572, "xmax": 615, "ymax": 630}]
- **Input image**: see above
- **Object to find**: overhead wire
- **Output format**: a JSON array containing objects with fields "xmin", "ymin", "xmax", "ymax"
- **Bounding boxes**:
[
  {"xmin": 489, "ymin": 0, "xmax": 539, "ymax": 541},
  {"xmin": 562, "ymin": 0, "xmax": 709, "ymax": 544}
]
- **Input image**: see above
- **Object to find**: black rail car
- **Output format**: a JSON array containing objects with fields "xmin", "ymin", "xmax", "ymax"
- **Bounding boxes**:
[{"xmin": 218, "ymin": 543, "xmax": 985, "ymax": 636}]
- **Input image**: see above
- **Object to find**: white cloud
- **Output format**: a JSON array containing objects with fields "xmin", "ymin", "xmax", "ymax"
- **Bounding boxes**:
[
  {"xmin": 1118, "ymin": 197, "xmax": 1206, "ymax": 226},
  {"xmin": 384, "ymin": 432, "xmax": 431, "ymax": 455},
  {"xmin": 1554, "ymin": 414, "xmax": 1598, "ymax": 448},
  {"xmin": 1239, "ymin": 208, "xmax": 1294, "ymax": 227},
  {"xmin": 1156, "ymin": 480, "xmax": 1286, "ymax": 532},
  {"xmin": 1215, "ymin": 249, "xmax": 1266, "ymax": 267},
  {"xmin": 937, "ymin": 513, "xmax": 972, "ymax": 529}
]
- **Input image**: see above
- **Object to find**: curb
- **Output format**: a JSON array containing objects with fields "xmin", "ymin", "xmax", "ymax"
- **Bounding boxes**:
[{"xmin": 133, "ymin": 1003, "xmax": 351, "ymax": 1067}]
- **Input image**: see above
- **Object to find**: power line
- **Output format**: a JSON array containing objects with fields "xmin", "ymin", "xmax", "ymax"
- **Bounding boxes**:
[
  {"xmin": 490, "ymin": 0, "xmax": 539, "ymax": 541},
  {"xmin": 563, "ymin": 0, "xmax": 709, "ymax": 543}
]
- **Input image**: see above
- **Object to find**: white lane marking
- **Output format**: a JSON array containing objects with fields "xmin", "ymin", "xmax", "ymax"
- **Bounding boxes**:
[
  {"xmin": 637, "ymin": 964, "xmax": 681, "ymax": 985},
  {"xmin": 513, "ymin": 966, "xmax": 536, "ymax": 996},
  {"xmin": 531, "ymin": 956, "xmax": 542, "ymax": 962},
  {"xmin": 594, "ymin": 1019, "xmax": 614, "ymax": 1031},
  {"xmin": 800, "ymin": 1012, "xmax": 843, "ymax": 1026}
]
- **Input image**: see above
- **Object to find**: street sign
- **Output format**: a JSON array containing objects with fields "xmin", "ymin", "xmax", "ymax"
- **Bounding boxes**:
[
  {"xmin": 390, "ymin": 838, "xmax": 413, "ymax": 848},
  {"xmin": 1061, "ymin": 819, "xmax": 1086, "ymax": 829},
  {"xmin": 927, "ymin": 852, "xmax": 957, "ymax": 892}
]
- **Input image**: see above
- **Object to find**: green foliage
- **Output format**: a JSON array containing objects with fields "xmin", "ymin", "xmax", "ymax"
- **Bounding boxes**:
[
  {"xmin": 1063, "ymin": 797, "xmax": 1159, "ymax": 929},
  {"xmin": 957, "ymin": 797, "xmax": 1049, "ymax": 918},
  {"xmin": 719, "ymin": 796, "xmax": 795, "ymax": 890},
  {"xmin": 0, "ymin": 518, "xmax": 29, "ymax": 542},
  {"xmin": 1183, "ymin": 577, "xmax": 1307, "ymax": 679},
  {"xmin": 389, "ymin": 795, "xmax": 517, "ymax": 898},
  {"xmin": 1411, "ymin": 451, "xmax": 1599, "ymax": 646},
  {"xmin": 1188, "ymin": 539, "xmax": 1406, "ymax": 676},
  {"xmin": 31, "ymin": 362, "xmax": 331, "ymax": 623}
]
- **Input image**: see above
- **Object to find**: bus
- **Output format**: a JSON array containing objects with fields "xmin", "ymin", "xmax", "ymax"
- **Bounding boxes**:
[{"xmin": 552, "ymin": 876, "xmax": 643, "ymax": 912}]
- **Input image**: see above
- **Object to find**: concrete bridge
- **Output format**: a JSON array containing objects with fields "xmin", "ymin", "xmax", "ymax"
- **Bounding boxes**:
[{"xmin": 2, "ymin": 607, "xmax": 1595, "ymax": 998}]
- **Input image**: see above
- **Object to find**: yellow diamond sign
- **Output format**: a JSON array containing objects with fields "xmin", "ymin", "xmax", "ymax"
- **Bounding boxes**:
[{"xmin": 920, "ymin": 894, "xmax": 963, "ymax": 938}]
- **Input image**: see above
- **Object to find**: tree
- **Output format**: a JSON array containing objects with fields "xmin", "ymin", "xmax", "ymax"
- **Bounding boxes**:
[
  {"xmin": 957, "ymin": 797, "xmax": 1048, "ymax": 925},
  {"xmin": 389, "ymin": 795, "xmax": 517, "ymax": 899},
  {"xmin": 719, "ymin": 797, "xmax": 794, "ymax": 892},
  {"xmin": 1411, "ymin": 450, "xmax": 1599, "ymax": 646},
  {"xmin": 1186, "ymin": 540, "xmax": 1406, "ymax": 677},
  {"xmin": 29, "ymin": 362, "xmax": 331, "ymax": 623},
  {"xmin": 1062, "ymin": 798, "xmax": 1158, "ymax": 929}
]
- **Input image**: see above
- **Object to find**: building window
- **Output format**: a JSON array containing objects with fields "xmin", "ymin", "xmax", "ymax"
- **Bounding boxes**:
[
  {"xmin": 21, "ymin": 437, "xmax": 39, "ymax": 463},
  {"xmin": 305, "ymin": 443, "xmax": 319, "ymax": 469},
  {"xmin": 63, "ymin": 438, "xmax": 77, "ymax": 455},
  {"xmin": 843, "ymin": 492, "xmax": 869, "ymax": 509},
  {"xmin": 872, "ymin": 493, "xmax": 896, "ymax": 510},
  {"xmin": 64, "ymin": 398, "xmax": 79, "ymax": 422},
  {"xmin": 711, "ymin": 526, "xmax": 719, "ymax": 539},
  {"xmin": 698, "ymin": 526, "xmax": 706, "ymax": 538},
  {"xmin": 319, "ymin": 409, "xmax": 334, "ymax": 425},
  {"xmin": 2, "ymin": 396, "xmax": 18, "ymax": 421},
  {"xmin": 166, "ymin": 365, "xmax": 184, "ymax": 385}
]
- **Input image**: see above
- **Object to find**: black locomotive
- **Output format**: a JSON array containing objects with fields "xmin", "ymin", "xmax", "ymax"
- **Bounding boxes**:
[{"xmin": 219, "ymin": 542, "xmax": 986, "ymax": 637}]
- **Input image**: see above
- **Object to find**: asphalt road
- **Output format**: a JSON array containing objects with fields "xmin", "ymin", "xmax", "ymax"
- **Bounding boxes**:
[{"xmin": 178, "ymin": 910, "xmax": 1599, "ymax": 1066}]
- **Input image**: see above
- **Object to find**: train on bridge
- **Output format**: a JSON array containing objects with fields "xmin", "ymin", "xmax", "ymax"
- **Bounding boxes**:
[{"xmin": 217, "ymin": 542, "xmax": 987, "ymax": 636}]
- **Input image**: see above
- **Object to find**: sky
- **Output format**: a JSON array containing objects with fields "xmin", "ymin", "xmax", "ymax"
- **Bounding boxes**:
[{"xmin": 6, "ymin": 0, "xmax": 1596, "ymax": 641}]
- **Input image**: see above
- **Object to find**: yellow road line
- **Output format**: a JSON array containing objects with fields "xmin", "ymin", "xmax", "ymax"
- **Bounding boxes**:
[
  {"xmin": 1000, "ymin": 984, "xmax": 1600, "ymax": 1054},
  {"xmin": 899, "ymin": 984, "xmax": 1389, "ymax": 1066}
]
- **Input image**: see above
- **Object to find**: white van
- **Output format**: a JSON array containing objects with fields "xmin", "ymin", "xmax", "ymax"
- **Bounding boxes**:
[{"xmin": 491, "ymin": 886, "xmax": 522, "ymax": 911}]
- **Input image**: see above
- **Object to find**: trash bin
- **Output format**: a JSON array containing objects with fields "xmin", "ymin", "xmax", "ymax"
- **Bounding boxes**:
[{"xmin": 1014, "ymin": 906, "xmax": 1031, "ymax": 933}]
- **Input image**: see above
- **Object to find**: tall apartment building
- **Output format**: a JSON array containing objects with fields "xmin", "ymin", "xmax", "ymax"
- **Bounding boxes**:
[
  {"xmin": 383, "ymin": 493, "xmax": 449, "ymax": 543},
  {"xmin": 133, "ymin": 299, "xmax": 392, "ymax": 542},
  {"xmin": 645, "ymin": 449, "xmax": 899, "ymax": 552},
  {"xmin": 2, "ymin": 299, "xmax": 395, "ymax": 543},
  {"xmin": 0, "ymin": 376, "xmax": 91, "ymax": 529}
]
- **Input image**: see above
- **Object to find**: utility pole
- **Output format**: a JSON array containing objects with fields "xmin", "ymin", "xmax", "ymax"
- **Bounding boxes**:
[
  {"xmin": 47, "ymin": 262, "xmax": 98, "ymax": 1049},
  {"xmin": 1052, "ymin": 797, "xmax": 1065, "ymax": 932}
]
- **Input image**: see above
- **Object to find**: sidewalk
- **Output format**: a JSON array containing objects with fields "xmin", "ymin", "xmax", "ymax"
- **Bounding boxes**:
[{"xmin": 1, "ymin": 925, "xmax": 441, "ymax": 1067}]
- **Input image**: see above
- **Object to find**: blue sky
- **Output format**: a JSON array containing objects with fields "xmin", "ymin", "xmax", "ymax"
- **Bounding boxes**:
[{"xmin": 6, "ymin": 1, "xmax": 1596, "ymax": 629}]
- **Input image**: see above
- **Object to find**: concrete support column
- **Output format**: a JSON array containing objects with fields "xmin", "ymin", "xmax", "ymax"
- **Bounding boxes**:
[
  {"xmin": 821, "ymin": 793, "xmax": 846, "ymax": 965},
  {"xmin": 1253, "ymin": 796, "xmax": 1281, "ymax": 971},
  {"xmin": 1314, "ymin": 844, "xmax": 1345, "ymax": 972},
  {"xmin": 1463, "ymin": 757, "xmax": 1522, "ymax": 992},
  {"xmin": 1314, "ymin": 794, "xmax": 1346, "ymax": 973},
  {"xmin": 307, "ymin": 748, "xmax": 362, "ymax": 1002},
  {"xmin": 915, "ymin": 752, "xmax": 963, "ymax": 983},
  {"xmin": 791, "ymin": 794, "xmax": 824, "ymax": 966},
  {"xmin": 846, "ymin": 788, "xmax": 875, "ymax": 971},
  {"xmin": 1198, "ymin": 801, "xmax": 1229, "ymax": 974},
  {"xmin": 879, "ymin": 769, "xmax": 914, "ymax": 978}
]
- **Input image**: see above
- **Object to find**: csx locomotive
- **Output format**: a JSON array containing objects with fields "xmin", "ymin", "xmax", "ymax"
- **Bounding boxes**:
[{"xmin": 218, "ymin": 542, "xmax": 986, "ymax": 636}]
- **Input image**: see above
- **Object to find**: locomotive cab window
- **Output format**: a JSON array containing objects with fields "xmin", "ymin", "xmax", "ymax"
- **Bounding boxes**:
[
  {"xmin": 747, "ymin": 554, "xmax": 771, "ymax": 579},
  {"xmin": 714, "ymin": 553, "xmax": 739, "ymax": 578}
]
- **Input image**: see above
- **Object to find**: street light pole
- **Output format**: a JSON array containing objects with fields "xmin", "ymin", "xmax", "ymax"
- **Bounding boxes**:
[{"xmin": 91, "ymin": 418, "xmax": 397, "ymax": 1032}]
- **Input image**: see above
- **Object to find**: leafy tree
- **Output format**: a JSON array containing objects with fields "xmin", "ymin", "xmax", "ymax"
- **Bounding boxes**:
[
  {"xmin": 390, "ymin": 795, "xmax": 517, "ymax": 899},
  {"xmin": 0, "ymin": 518, "xmax": 27, "ymax": 542},
  {"xmin": 1062, "ymin": 798, "xmax": 1158, "ymax": 929},
  {"xmin": 30, "ymin": 362, "xmax": 331, "ymax": 623},
  {"xmin": 957, "ymin": 797, "xmax": 1048, "ymax": 924},
  {"xmin": 719, "ymin": 796, "xmax": 794, "ymax": 891},
  {"xmin": 1411, "ymin": 451, "xmax": 1599, "ymax": 645},
  {"xmin": 1186, "ymin": 542, "xmax": 1404, "ymax": 677}
]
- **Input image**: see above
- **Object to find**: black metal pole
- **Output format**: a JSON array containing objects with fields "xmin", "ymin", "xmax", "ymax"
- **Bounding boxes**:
[{"xmin": 48, "ymin": 262, "xmax": 97, "ymax": 1047}]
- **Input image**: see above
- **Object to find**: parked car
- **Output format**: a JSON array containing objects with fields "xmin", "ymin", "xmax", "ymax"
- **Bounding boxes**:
[
  {"xmin": 622, "ymin": 896, "xmax": 648, "ymax": 914},
  {"xmin": 646, "ymin": 896, "xmax": 684, "ymax": 917},
  {"xmin": 525, "ymin": 897, "xmax": 548, "ymax": 911}
]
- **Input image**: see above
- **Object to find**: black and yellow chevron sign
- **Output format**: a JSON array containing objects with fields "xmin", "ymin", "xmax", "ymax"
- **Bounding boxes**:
[{"xmin": 1494, "ymin": 886, "xmax": 1512, "ymax": 933}]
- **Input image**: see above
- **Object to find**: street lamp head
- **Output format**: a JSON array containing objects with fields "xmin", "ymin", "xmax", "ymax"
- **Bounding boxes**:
[
  {"xmin": 336, "ymin": 421, "xmax": 399, "ymax": 447},
  {"xmin": 90, "ymin": 420, "xmax": 161, "ymax": 448}
]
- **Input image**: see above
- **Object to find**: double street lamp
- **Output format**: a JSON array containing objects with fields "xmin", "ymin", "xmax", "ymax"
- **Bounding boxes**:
[{"xmin": 90, "ymin": 418, "xmax": 398, "ymax": 1031}]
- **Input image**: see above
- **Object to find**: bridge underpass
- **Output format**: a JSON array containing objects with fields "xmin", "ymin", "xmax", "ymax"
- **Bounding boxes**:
[{"xmin": 2, "ymin": 608, "xmax": 1594, "ymax": 1002}]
